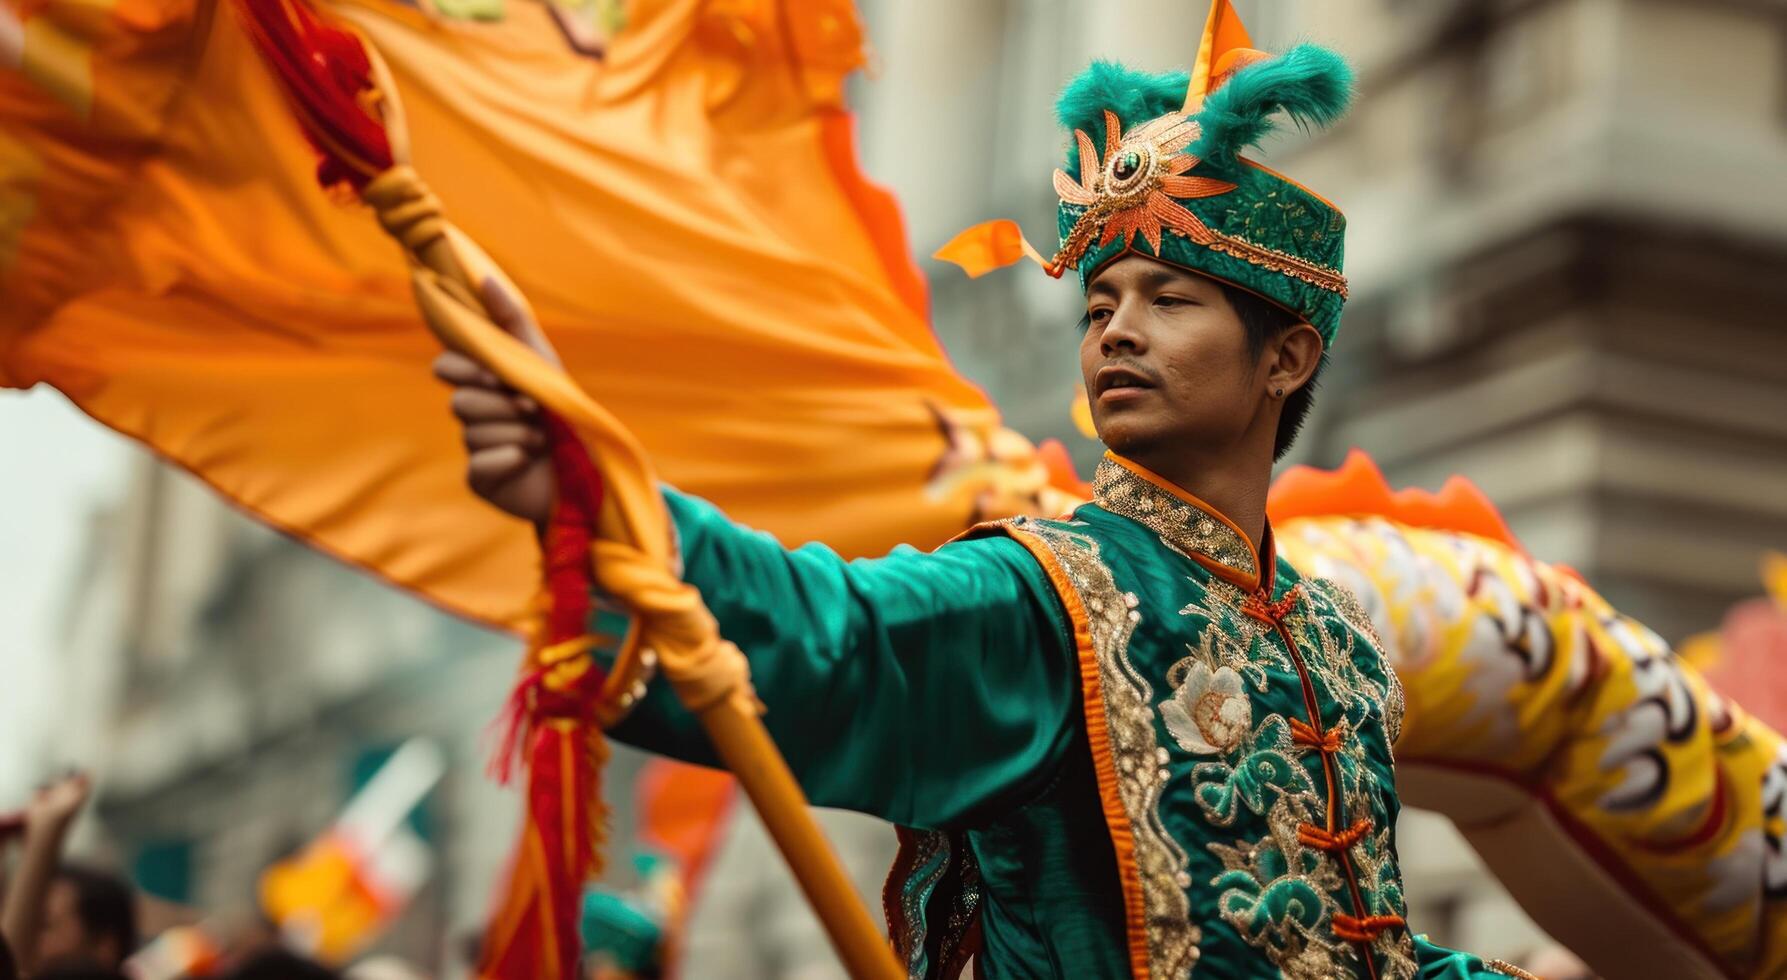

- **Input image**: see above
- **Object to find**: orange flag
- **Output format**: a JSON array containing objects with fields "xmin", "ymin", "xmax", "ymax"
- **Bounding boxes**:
[
  {"xmin": 260, "ymin": 740, "xmax": 445, "ymax": 963},
  {"xmin": 0, "ymin": 0, "xmax": 1065, "ymax": 630}
]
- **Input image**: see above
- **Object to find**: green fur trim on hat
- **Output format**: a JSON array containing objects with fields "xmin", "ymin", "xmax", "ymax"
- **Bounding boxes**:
[
  {"xmin": 1056, "ymin": 61, "xmax": 1187, "ymax": 182},
  {"xmin": 1192, "ymin": 44, "xmax": 1353, "ymax": 165}
]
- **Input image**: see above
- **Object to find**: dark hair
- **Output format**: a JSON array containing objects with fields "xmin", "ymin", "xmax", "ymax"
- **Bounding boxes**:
[
  {"xmin": 1220, "ymin": 282, "xmax": 1326, "ymax": 461},
  {"xmin": 31, "ymin": 967, "xmax": 127, "ymax": 980},
  {"xmin": 0, "ymin": 933, "xmax": 17, "ymax": 980},
  {"xmin": 220, "ymin": 950, "xmax": 342, "ymax": 980},
  {"xmin": 52, "ymin": 864, "xmax": 137, "ymax": 961}
]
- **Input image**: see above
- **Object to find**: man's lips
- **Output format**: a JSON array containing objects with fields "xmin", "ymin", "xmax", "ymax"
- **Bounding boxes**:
[{"xmin": 1095, "ymin": 364, "xmax": 1157, "ymax": 397}]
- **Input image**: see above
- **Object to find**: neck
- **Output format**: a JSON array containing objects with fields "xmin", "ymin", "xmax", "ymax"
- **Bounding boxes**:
[{"xmin": 1123, "ymin": 445, "xmax": 1273, "ymax": 551}]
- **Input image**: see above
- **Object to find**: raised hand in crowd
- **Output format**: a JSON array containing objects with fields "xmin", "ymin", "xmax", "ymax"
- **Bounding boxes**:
[{"xmin": 0, "ymin": 773, "xmax": 133, "ymax": 977}]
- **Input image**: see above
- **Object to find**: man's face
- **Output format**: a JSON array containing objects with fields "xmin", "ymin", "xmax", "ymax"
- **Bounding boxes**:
[{"xmin": 1078, "ymin": 255, "xmax": 1263, "ymax": 463}]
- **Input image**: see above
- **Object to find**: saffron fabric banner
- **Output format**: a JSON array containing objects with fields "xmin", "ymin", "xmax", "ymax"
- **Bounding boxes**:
[{"xmin": 0, "ymin": 0, "xmax": 1067, "ymax": 629}]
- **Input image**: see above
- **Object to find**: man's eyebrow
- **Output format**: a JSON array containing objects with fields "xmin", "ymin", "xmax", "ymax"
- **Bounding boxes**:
[
  {"xmin": 1089, "ymin": 267, "xmax": 1205, "ymax": 299},
  {"xmin": 1137, "ymin": 268, "xmax": 1198, "ymax": 293}
]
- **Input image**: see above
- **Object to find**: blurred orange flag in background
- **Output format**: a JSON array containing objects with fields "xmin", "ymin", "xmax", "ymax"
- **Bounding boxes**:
[{"xmin": 0, "ymin": 0, "xmax": 1069, "ymax": 629}]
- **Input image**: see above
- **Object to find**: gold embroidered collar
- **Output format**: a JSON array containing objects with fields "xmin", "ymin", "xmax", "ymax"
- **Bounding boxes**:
[{"xmin": 1092, "ymin": 453, "xmax": 1268, "ymax": 589}]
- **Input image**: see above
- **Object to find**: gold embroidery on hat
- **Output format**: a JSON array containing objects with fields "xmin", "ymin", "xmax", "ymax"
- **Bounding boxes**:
[
  {"xmin": 1048, "ymin": 113, "xmax": 1234, "ymax": 275},
  {"xmin": 1208, "ymin": 234, "xmax": 1349, "ymax": 298},
  {"xmin": 1053, "ymin": 110, "xmax": 1349, "ymax": 299}
]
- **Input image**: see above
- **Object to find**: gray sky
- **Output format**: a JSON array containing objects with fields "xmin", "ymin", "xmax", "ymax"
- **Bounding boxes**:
[{"xmin": 0, "ymin": 387, "xmax": 128, "ymax": 801}]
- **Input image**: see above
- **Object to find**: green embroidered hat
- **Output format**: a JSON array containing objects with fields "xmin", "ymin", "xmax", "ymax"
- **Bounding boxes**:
[
  {"xmin": 937, "ymin": 42, "xmax": 1356, "ymax": 347},
  {"xmin": 1053, "ymin": 48, "xmax": 1353, "ymax": 344}
]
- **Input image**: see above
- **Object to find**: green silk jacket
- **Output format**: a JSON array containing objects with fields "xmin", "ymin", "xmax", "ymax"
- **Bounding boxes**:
[{"xmin": 608, "ymin": 454, "xmax": 1521, "ymax": 980}]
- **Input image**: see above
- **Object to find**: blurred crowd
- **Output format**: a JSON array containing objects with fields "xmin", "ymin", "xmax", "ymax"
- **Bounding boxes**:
[
  {"xmin": 0, "ymin": 768, "xmax": 685, "ymax": 980},
  {"xmin": 1, "ymin": 770, "xmax": 1597, "ymax": 980},
  {"xmin": 0, "ymin": 773, "xmax": 434, "ymax": 980}
]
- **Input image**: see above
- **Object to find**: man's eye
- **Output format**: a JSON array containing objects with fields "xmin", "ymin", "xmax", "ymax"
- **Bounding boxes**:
[
  {"xmin": 1155, "ymin": 296, "xmax": 1189, "ymax": 308},
  {"xmin": 1087, "ymin": 308, "xmax": 1113, "ymax": 324}
]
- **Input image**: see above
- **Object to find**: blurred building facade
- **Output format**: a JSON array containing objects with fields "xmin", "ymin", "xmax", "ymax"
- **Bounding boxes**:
[
  {"xmin": 57, "ymin": 456, "xmax": 526, "ymax": 971},
  {"xmin": 41, "ymin": 0, "xmax": 1786, "ymax": 976}
]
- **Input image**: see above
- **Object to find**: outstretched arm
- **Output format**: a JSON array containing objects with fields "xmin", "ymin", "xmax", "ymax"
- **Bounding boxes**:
[
  {"xmin": 606, "ymin": 488, "xmax": 1078, "ymax": 830},
  {"xmin": 433, "ymin": 349, "xmax": 1081, "ymax": 830}
]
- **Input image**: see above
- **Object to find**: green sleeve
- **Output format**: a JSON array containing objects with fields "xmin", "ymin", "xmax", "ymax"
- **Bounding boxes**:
[
  {"xmin": 603, "ymin": 487, "xmax": 1079, "ymax": 830},
  {"xmin": 1411, "ymin": 934, "xmax": 1519, "ymax": 978}
]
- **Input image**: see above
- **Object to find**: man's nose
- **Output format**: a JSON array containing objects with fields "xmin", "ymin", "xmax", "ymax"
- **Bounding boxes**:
[{"xmin": 1100, "ymin": 301, "xmax": 1148, "ymax": 356}]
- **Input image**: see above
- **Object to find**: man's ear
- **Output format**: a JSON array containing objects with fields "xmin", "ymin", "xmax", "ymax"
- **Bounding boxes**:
[{"xmin": 1268, "ymin": 322, "xmax": 1324, "ymax": 395}]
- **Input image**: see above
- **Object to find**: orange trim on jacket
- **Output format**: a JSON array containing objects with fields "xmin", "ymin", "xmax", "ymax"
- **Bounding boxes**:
[{"xmin": 996, "ymin": 525, "xmax": 1153, "ymax": 979}]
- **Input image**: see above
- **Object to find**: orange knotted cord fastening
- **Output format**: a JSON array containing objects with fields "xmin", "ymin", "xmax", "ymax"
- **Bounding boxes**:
[
  {"xmin": 1330, "ymin": 912, "xmax": 1406, "ymax": 943},
  {"xmin": 1297, "ymin": 817, "xmax": 1373, "ymax": 853},
  {"xmin": 1242, "ymin": 584, "xmax": 1302, "ymax": 626},
  {"xmin": 1288, "ymin": 717, "xmax": 1342, "ymax": 754}
]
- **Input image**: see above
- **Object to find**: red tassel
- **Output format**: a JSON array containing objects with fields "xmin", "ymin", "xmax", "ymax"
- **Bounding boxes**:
[
  {"xmin": 477, "ymin": 412, "xmax": 614, "ymax": 979},
  {"xmin": 477, "ymin": 716, "xmax": 608, "ymax": 979},
  {"xmin": 540, "ymin": 413, "xmax": 603, "ymax": 642},
  {"xmin": 486, "ymin": 414, "xmax": 608, "ymax": 784},
  {"xmin": 525, "ymin": 721, "xmax": 609, "ymax": 977},
  {"xmin": 486, "ymin": 664, "xmax": 547, "ymax": 786},
  {"xmin": 233, "ymin": 0, "xmax": 395, "ymax": 191}
]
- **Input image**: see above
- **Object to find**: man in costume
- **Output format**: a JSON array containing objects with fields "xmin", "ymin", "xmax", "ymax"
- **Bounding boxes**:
[{"xmin": 437, "ymin": 39, "xmax": 1531, "ymax": 980}]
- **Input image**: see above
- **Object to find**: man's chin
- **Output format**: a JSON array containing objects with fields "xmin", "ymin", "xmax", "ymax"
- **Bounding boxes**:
[{"xmin": 1094, "ymin": 417, "xmax": 1168, "ymax": 460}]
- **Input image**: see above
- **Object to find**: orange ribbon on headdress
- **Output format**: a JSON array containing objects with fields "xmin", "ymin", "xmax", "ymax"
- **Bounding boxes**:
[
  {"xmin": 932, "ymin": 218, "xmax": 1058, "ymax": 278},
  {"xmin": 1184, "ymin": 0, "xmax": 1267, "ymax": 112}
]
